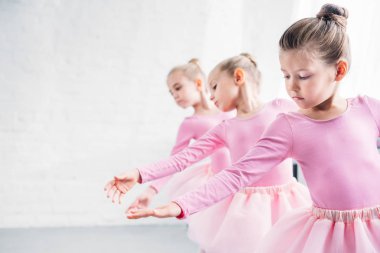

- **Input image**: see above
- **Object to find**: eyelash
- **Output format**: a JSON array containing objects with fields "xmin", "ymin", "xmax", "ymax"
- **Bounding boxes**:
[
  {"xmin": 299, "ymin": 76, "xmax": 311, "ymax": 80},
  {"xmin": 283, "ymin": 75, "xmax": 311, "ymax": 80}
]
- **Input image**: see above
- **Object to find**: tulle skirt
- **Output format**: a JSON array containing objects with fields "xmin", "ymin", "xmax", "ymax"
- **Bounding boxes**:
[
  {"xmin": 165, "ymin": 163, "xmax": 214, "ymax": 199},
  {"xmin": 257, "ymin": 205, "xmax": 380, "ymax": 253},
  {"xmin": 185, "ymin": 178, "xmax": 312, "ymax": 253}
]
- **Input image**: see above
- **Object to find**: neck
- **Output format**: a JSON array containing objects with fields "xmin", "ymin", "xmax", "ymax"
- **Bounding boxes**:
[
  {"xmin": 301, "ymin": 93, "xmax": 348, "ymax": 120},
  {"xmin": 193, "ymin": 94, "xmax": 219, "ymax": 116},
  {"xmin": 236, "ymin": 84, "xmax": 263, "ymax": 118}
]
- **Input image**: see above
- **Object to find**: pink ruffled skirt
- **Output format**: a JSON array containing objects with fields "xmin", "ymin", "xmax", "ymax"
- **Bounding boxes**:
[
  {"xmin": 185, "ymin": 179, "xmax": 312, "ymax": 253},
  {"xmin": 257, "ymin": 205, "xmax": 380, "ymax": 253},
  {"xmin": 165, "ymin": 163, "xmax": 214, "ymax": 199}
]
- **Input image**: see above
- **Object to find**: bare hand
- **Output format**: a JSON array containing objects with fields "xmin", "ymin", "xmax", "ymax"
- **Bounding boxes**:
[
  {"xmin": 125, "ymin": 202, "xmax": 182, "ymax": 219},
  {"xmin": 104, "ymin": 169, "xmax": 141, "ymax": 204},
  {"xmin": 126, "ymin": 186, "xmax": 157, "ymax": 212}
]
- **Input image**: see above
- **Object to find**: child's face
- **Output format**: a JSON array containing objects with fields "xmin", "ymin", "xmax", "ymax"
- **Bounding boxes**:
[
  {"xmin": 280, "ymin": 49, "xmax": 338, "ymax": 109},
  {"xmin": 167, "ymin": 71, "xmax": 200, "ymax": 108},
  {"xmin": 208, "ymin": 69, "xmax": 239, "ymax": 112}
]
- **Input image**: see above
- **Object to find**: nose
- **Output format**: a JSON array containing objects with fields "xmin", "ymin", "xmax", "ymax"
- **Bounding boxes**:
[
  {"xmin": 287, "ymin": 78, "xmax": 299, "ymax": 92},
  {"xmin": 172, "ymin": 92, "xmax": 179, "ymax": 99},
  {"xmin": 210, "ymin": 95, "xmax": 215, "ymax": 101}
]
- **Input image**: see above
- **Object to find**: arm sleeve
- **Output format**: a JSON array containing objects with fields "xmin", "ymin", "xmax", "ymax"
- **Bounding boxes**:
[
  {"xmin": 149, "ymin": 120, "xmax": 195, "ymax": 192},
  {"xmin": 173, "ymin": 114, "xmax": 293, "ymax": 218},
  {"xmin": 363, "ymin": 95, "xmax": 380, "ymax": 136},
  {"xmin": 138, "ymin": 122, "xmax": 227, "ymax": 183}
]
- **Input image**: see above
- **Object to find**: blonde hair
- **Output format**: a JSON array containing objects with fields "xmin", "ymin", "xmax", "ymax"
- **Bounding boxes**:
[
  {"xmin": 279, "ymin": 3, "xmax": 351, "ymax": 68},
  {"xmin": 215, "ymin": 53, "xmax": 261, "ymax": 87},
  {"xmin": 167, "ymin": 58, "xmax": 206, "ymax": 83}
]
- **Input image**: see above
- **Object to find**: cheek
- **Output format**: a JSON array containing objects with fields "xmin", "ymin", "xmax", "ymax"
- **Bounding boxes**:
[
  {"xmin": 218, "ymin": 86, "xmax": 234, "ymax": 100},
  {"xmin": 214, "ymin": 89, "xmax": 222, "ymax": 100},
  {"xmin": 181, "ymin": 87, "xmax": 195, "ymax": 99}
]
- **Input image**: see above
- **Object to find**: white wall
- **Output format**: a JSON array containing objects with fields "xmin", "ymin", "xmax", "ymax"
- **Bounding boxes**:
[{"xmin": 1, "ymin": 0, "xmax": 379, "ymax": 228}]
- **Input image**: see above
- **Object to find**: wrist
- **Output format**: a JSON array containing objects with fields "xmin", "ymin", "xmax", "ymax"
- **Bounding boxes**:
[{"xmin": 171, "ymin": 201, "xmax": 184, "ymax": 219}]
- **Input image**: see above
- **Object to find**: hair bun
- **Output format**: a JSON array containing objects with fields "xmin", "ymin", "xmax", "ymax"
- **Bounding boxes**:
[
  {"xmin": 240, "ymin": 52, "xmax": 257, "ymax": 67},
  {"xmin": 188, "ymin": 58, "xmax": 200, "ymax": 66},
  {"xmin": 317, "ymin": 4, "xmax": 348, "ymax": 27}
]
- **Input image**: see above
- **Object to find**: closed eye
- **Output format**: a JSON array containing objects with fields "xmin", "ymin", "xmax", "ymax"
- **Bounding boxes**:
[{"xmin": 299, "ymin": 75, "xmax": 311, "ymax": 80}]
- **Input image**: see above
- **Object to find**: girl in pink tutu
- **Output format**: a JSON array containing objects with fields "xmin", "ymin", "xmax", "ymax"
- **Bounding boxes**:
[
  {"xmin": 112, "ymin": 3, "xmax": 380, "ymax": 253},
  {"xmin": 106, "ymin": 53, "xmax": 311, "ymax": 253},
  {"xmin": 126, "ymin": 59, "xmax": 232, "ymax": 211},
  {"xmin": 126, "ymin": 59, "xmax": 233, "ymax": 252}
]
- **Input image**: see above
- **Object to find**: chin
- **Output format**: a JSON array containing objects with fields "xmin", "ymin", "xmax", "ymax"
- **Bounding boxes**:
[{"xmin": 177, "ymin": 102, "xmax": 189, "ymax": 108}]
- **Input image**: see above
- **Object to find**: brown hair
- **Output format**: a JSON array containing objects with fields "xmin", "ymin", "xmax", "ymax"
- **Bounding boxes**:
[
  {"xmin": 167, "ymin": 58, "xmax": 206, "ymax": 83},
  {"xmin": 279, "ymin": 3, "xmax": 351, "ymax": 68},
  {"xmin": 216, "ymin": 53, "xmax": 261, "ymax": 86}
]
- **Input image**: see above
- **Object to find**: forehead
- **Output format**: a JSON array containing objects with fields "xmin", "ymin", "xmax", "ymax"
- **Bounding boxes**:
[
  {"xmin": 208, "ymin": 67, "xmax": 229, "ymax": 83},
  {"xmin": 279, "ymin": 49, "xmax": 322, "ymax": 70},
  {"xmin": 208, "ymin": 68, "xmax": 219, "ymax": 80},
  {"xmin": 167, "ymin": 70, "xmax": 187, "ymax": 86}
]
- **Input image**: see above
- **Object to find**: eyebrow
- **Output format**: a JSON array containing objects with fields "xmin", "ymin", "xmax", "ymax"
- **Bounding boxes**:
[
  {"xmin": 281, "ymin": 68, "xmax": 310, "ymax": 72},
  {"xmin": 169, "ymin": 83, "xmax": 180, "ymax": 91}
]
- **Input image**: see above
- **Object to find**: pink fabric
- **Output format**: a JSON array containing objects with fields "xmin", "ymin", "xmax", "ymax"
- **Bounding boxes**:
[
  {"xmin": 164, "ymin": 163, "xmax": 214, "ymax": 199},
  {"xmin": 187, "ymin": 179, "xmax": 311, "ymax": 253},
  {"xmin": 139, "ymin": 99, "xmax": 296, "ymax": 187},
  {"xmin": 138, "ymin": 99, "xmax": 311, "ymax": 253},
  {"xmin": 257, "ymin": 205, "xmax": 380, "ymax": 253},
  {"xmin": 173, "ymin": 96, "xmax": 380, "ymax": 217},
  {"xmin": 149, "ymin": 112, "xmax": 232, "ymax": 192}
]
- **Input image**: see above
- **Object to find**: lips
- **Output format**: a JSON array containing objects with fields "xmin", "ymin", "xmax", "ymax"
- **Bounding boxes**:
[
  {"xmin": 214, "ymin": 101, "xmax": 219, "ymax": 107},
  {"xmin": 292, "ymin": 96, "xmax": 304, "ymax": 100}
]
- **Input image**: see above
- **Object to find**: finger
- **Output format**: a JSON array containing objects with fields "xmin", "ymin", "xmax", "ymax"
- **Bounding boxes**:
[
  {"xmin": 104, "ymin": 180, "xmax": 114, "ymax": 191},
  {"xmin": 126, "ymin": 207, "xmax": 138, "ymax": 214},
  {"xmin": 126, "ymin": 200, "xmax": 139, "ymax": 211},
  {"xmin": 118, "ymin": 192, "xmax": 125, "ymax": 204},
  {"xmin": 126, "ymin": 209, "xmax": 155, "ymax": 219},
  {"xmin": 126, "ymin": 203, "xmax": 137, "ymax": 212},
  {"xmin": 107, "ymin": 185, "xmax": 117, "ymax": 198},
  {"xmin": 112, "ymin": 188, "xmax": 120, "ymax": 203},
  {"xmin": 116, "ymin": 183, "xmax": 129, "ymax": 194}
]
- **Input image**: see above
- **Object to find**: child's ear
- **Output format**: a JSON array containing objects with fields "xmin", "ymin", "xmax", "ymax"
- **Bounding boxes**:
[
  {"xmin": 233, "ymin": 68, "xmax": 245, "ymax": 86},
  {"xmin": 195, "ymin": 79, "xmax": 203, "ymax": 91},
  {"xmin": 335, "ymin": 60, "xmax": 348, "ymax": 81}
]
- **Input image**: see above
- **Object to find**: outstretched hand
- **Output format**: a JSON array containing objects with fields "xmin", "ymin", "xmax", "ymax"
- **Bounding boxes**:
[
  {"xmin": 126, "ymin": 202, "xmax": 182, "ymax": 219},
  {"xmin": 126, "ymin": 186, "xmax": 157, "ymax": 212},
  {"xmin": 104, "ymin": 169, "xmax": 141, "ymax": 204}
]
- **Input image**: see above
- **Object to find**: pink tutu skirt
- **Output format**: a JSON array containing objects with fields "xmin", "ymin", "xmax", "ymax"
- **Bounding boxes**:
[
  {"xmin": 257, "ymin": 205, "xmax": 380, "ymax": 253},
  {"xmin": 165, "ymin": 163, "xmax": 214, "ymax": 199},
  {"xmin": 185, "ymin": 178, "xmax": 312, "ymax": 253}
]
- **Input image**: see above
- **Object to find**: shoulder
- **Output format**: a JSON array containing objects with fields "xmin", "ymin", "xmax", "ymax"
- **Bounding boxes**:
[
  {"xmin": 354, "ymin": 95, "xmax": 380, "ymax": 106},
  {"xmin": 179, "ymin": 116, "xmax": 199, "ymax": 130}
]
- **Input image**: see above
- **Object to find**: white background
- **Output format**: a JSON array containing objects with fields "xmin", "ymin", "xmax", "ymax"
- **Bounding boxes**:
[{"xmin": 1, "ymin": 0, "xmax": 379, "ymax": 227}]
